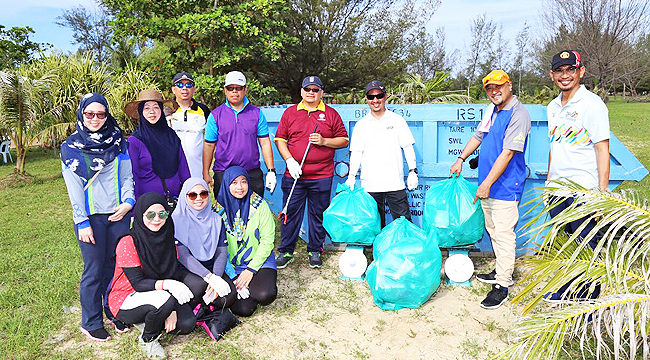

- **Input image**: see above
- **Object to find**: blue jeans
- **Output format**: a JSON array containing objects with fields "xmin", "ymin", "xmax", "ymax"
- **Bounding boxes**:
[{"xmin": 74, "ymin": 214, "xmax": 130, "ymax": 331}]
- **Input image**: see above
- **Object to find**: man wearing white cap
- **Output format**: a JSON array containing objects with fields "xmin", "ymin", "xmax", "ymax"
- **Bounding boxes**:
[{"xmin": 203, "ymin": 71, "xmax": 276, "ymax": 196}]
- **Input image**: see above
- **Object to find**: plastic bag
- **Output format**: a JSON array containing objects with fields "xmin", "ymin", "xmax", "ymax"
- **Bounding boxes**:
[
  {"xmin": 366, "ymin": 217, "xmax": 442, "ymax": 310},
  {"xmin": 323, "ymin": 183, "xmax": 381, "ymax": 245},
  {"xmin": 423, "ymin": 175, "xmax": 485, "ymax": 248}
]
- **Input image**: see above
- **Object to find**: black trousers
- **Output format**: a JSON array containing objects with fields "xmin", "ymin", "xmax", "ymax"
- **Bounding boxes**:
[
  {"xmin": 368, "ymin": 189, "xmax": 412, "ymax": 228},
  {"xmin": 231, "ymin": 268, "xmax": 277, "ymax": 317},
  {"xmin": 116, "ymin": 294, "xmax": 196, "ymax": 341},
  {"xmin": 213, "ymin": 167, "xmax": 264, "ymax": 198},
  {"xmin": 183, "ymin": 272, "xmax": 237, "ymax": 310}
]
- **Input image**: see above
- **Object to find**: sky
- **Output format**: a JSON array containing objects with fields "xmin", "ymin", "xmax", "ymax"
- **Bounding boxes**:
[{"xmin": 0, "ymin": 0, "xmax": 545, "ymax": 68}]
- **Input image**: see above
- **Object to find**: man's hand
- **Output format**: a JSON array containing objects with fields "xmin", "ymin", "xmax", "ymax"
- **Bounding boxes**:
[
  {"xmin": 285, "ymin": 157, "xmax": 302, "ymax": 179},
  {"xmin": 407, "ymin": 171, "xmax": 418, "ymax": 191},
  {"xmin": 474, "ymin": 182, "xmax": 491, "ymax": 204},
  {"xmin": 450, "ymin": 158, "xmax": 463, "ymax": 176},
  {"xmin": 265, "ymin": 171, "xmax": 277, "ymax": 193},
  {"xmin": 203, "ymin": 172, "xmax": 213, "ymax": 187},
  {"xmin": 344, "ymin": 176, "xmax": 355, "ymax": 190},
  {"xmin": 309, "ymin": 132, "xmax": 325, "ymax": 146}
]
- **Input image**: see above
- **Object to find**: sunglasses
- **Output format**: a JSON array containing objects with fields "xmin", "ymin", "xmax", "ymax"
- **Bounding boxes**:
[
  {"xmin": 303, "ymin": 87, "xmax": 321, "ymax": 93},
  {"xmin": 225, "ymin": 85, "xmax": 245, "ymax": 92},
  {"xmin": 83, "ymin": 112, "xmax": 107, "ymax": 119},
  {"xmin": 174, "ymin": 82, "xmax": 195, "ymax": 88},
  {"xmin": 187, "ymin": 190, "xmax": 209, "ymax": 200},
  {"xmin": 144, "ymin": 210, "xmax": 169, "ymax": 220},
  {"xmin": 366, "ymin": 93, "xmax": 385, "ymax": 100}
]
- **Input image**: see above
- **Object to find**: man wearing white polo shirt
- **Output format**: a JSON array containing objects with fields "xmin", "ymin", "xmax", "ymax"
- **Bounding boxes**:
[{"xmin": 345, "ymin": 80, "xmax": 418, "ymax": 228}]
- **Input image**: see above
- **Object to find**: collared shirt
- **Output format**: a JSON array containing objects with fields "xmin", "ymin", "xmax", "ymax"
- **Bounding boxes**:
[
  {"xmin": 275, "ymin": 101, "xmax": 348, "ymax": 179},
  {"xmin": 167, "ymin": 99, "xmax": 210, "ymax": 178},
  {"xmin": 547, "ymin": 85, "xmax": 610, "ymax": 189}
]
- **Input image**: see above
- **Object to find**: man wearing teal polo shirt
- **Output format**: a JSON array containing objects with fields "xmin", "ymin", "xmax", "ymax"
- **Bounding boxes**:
[{"xmin": 450, "ymin": 69, "xmax": 531, "ymax": 309}]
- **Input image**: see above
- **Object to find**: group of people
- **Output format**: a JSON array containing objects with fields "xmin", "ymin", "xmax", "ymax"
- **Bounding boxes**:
[{"xmin": 61, "ymin": 48, "xmax": 610, "ymax": 358}]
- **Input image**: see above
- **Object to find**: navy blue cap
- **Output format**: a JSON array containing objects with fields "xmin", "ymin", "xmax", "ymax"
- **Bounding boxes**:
[
  {"xmin": 301, "ymin": 75, "xmax": 323, "ymax": 89},
  {"xmin": 365, "ymin": 80, "xmax": 386, "ymax": 94},
  {"xmin": 172, "ymin": 72, "xmax": 194, "ymax": 84},
  {"xmin": 551, "ymin": 50, "xmax": 582, "ymax": 70}
]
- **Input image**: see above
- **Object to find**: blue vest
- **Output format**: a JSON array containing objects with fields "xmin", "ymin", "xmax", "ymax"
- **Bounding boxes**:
[{"xmin": 478, "ymin": 107, "xmax": 528, "ymax": 201}]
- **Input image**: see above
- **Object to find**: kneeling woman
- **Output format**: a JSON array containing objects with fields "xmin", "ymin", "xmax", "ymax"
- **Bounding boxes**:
[
  {"xmin": 172, "ymin": 177, "xmax": 237, "ymax": 314},
  {"xmin": 215, "ymin": 166, "xmax": 278, "ymax": 316},
  {"xmin": 108, "ymin": 192, "xmax": 201, "ymax": 358}
]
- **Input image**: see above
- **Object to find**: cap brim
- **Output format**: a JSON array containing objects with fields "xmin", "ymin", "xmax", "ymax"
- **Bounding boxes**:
[{"xmin": 483, "ymin": 80, "xmax": 509, "ymax": 88}]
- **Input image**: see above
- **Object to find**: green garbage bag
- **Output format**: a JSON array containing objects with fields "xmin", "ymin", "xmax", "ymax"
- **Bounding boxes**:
[
  {"xmin": 323, "ymin": 183, "xmax": 380, "ymax": 245},
  {"xmin": 423, "ymin": 175, "xmax": 485, "ymax": 248},
  {"xmin": 366, "ymin": 217, "xmax": 442, "ymax": 310}
]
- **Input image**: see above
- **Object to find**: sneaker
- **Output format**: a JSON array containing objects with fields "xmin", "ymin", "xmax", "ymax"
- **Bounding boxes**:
[
  {"xmin": 112, "ymin": 319, "xmax": 129, "ymax": 333},
  {"xmin": 276, "ymin": 252, "xmax": 294, "ymax": 269},
  {"xmin": 480, "ymin": 284, "xmax": 509, "ymax": 309},
  {"xmin": 542, "ymin": 291, "xmax": 567, "ymax": 304},
  {"xmin": 308, "ymin": 252, "xmax": 322, "ymax": 268},
  {"xmin": 139, "ymin": 334, "xmax": 167, "ymax": 359},
  {"xmin": 79, "ymin": 326, "xmax": 111, "ymax": 342},
  {"xmin": 475, "ymin": 269, "xmax": 515, "ymax": 286}
]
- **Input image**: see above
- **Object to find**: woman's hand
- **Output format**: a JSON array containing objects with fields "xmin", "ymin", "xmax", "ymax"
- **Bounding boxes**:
[
  {"xmin": 78, "ymin": 227, "xmax": 95, "ymax": 244},
  {"xmin": 108, "ymin": 202, "xmax": 133, "ymax": 222},
  {"xmin": 234, "ymin": 270, "xmax": 254, "ymax": 290},
  {"xmin": 164, "ymin": 311, "xmax": 177, "ymax": 333},
  {"xmin": 204, "ymin": 273, "xmax": 231, "ymax": 297}
]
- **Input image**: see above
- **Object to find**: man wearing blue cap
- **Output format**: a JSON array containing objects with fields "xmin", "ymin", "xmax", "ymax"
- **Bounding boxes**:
[
  {"xmin": 346, "ymin": 80, "xmax": 418, "ymax": 228},
  {"xmin": 274, "ymin": 75, "xmax": 349, "ymax": 268}
]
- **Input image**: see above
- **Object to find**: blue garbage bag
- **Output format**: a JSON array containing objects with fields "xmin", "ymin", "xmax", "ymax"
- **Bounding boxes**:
[
  {"xmin": 423, "ymin": 175, "xmax": 485, "ymax": 248},
  {"xmin": 323, "ymin": 183, "xmax": 381, "ymax": 246},
  {"xmin": 366, "ymin": 217, "xmax": 442, "ymax": 310}
]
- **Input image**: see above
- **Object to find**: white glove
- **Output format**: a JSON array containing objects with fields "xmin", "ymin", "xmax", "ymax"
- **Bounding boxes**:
[
  {"xmin": 265, "ymin": 171, "xmax": 277, "ymax": 193},
  {"xmin": 344, "ymin": 176, "xmax": 355, "ymax": 190},
  {"xmin": 203, "ymin": 273, "xmax": 231, "ymax": 297},
  {"xmin": 162, "ymin": 279, "xmax": 193, "ymax": 305},
  {"xmin": 285, "ymin": 157, "xmax": 302, "ymax": 179},
  {"xmin": 407, "ymin": 171, "xmax": 418, "ymax": 191},
  {"xmin": 236, "ymin": 287, "xmax": 250, "ymax": 300}
]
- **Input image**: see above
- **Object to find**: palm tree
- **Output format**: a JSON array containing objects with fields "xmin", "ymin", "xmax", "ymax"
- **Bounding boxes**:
[
  {"xmin": 493, "ymin": 180, "xmax": 650, "ymax": 360},
  {"xmin": 391, "ymin": 72, "xmax": 470, "ymax": 104}
]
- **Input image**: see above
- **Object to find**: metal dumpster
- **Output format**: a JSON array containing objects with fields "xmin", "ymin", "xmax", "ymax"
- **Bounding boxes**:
[{"xmin": 258, "ymin": 104, "xmax": 648, "ymax": 256}]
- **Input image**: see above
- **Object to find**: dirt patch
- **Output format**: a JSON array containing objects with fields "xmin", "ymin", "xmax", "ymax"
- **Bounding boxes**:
[{"xmin": 0, "ymin": 171, "xmax": 36, "ymax": 189}]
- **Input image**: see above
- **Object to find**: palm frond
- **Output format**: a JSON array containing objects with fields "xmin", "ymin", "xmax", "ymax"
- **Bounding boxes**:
[{"xmin": 30, "ymin": 122, "xmax": 76, "ymax": 147}]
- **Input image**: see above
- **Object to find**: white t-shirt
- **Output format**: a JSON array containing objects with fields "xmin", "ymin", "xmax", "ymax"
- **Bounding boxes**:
[
  {"xmin": 167, "ymin": 103, "xmax": 209, "ymax": 178},
  {"xmin": 547, "ymin": 85, "xmax": 610, "ymax": 189},
  {"xmin": 350, "ymin": 109, "xmax": 415, "ymax": 192}
]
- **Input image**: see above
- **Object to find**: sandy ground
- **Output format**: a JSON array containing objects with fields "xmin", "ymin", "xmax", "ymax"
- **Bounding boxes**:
[{"xmin": 52, "ymin": 250, "xmax": 519, "ymax": 360}]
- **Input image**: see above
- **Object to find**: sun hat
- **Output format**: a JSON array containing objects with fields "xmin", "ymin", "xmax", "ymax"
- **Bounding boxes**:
[{"xmin": 124, "ymin": 89, "xmax": 178, "ymax": 120}]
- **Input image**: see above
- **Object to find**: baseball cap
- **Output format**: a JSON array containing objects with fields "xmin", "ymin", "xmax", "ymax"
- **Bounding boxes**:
[
  {"xmin": 365, "ymin": 80, "xmax": 386, "ymax": 94},
  {"xmin": 482, "ymin": 69, "xmax": 511, "ymax": 88},
  {"xmin": 172, "ymin": 72, "xmax": 194, "ymax": 84},
  {"xmin": 225, "ymin": 71, "xmax": 246, "ymax": 87},
  {"xmin": 301, "ymin": 75, "xmax": 323, "ymax": 89},
  {"xmin": 551, "ymin": 50, "xmax": 582, "ymax": 70}
]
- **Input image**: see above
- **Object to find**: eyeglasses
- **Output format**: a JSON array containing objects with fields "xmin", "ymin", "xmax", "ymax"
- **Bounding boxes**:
[
  {"xmin": 144, "ymin": 210, "xmax": 169, "ymax": 220},
  {"xmin": 174, "ymin": 82, "xmax": 195, "ymax": 88},
  {"xmin": 366, "ymin": 93, "xmax": 385, "ymax": 100},
  {"xmin": 552, "ymin": 66, "xmax": 579, "ymax": 76},
  {"xmin": 83, "ymin": 112, "xmax": 107, "ymax": 119},
  {"xmin": 303, "ymin": 87, "xmax": 321, "ymax": 93},
  {"xmin": 187, "ymin": 190, "xmax": 209, "ymax": 200},
  {"xmin": 225, "ymin": 85, "xmax": 245, "ymax": 92}
]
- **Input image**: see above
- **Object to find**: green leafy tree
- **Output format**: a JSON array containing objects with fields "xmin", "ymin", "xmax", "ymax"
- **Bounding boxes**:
[
  {"xmin": 391, "ymin": 73, "xmax": 470, "ymax": 104},
  {"xmin": 0, "ymin": 25, "xmax": 49, "ymax": 69}
]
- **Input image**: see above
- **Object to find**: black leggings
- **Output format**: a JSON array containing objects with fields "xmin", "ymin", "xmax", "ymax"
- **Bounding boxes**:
[
  {"xmin": 116, "ymin": 294, "xmax": 196, "ymax": 342},
  {"xmin": 231, "ymin": 268, "xmax": 277, "ymax": 317},
  {"xmin": 183, "ymin": 272, "xmax": 237, "ymax": 310}
]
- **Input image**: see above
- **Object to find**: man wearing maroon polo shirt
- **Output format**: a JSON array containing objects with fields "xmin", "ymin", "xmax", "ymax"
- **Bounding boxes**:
[{"xmin": 274, "ymin": 76, "xmax": 349, "ymax": 268}]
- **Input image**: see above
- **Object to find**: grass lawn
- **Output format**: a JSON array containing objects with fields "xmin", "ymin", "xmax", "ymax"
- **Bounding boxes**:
[{"xmin": 0, "ymin": 100, "xmax": 648, "ymax": 359}]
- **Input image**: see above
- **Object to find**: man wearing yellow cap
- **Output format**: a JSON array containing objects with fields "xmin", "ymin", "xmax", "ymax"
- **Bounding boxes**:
[{"xmin": 450, "ymin": 69, "xmax": 531, "ymax": 309}]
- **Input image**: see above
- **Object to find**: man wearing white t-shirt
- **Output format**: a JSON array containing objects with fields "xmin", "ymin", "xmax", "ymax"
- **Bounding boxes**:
[
  {"xmin": 544, "ymin": 50, "xmax": 610, "ymax": 302},
  {"xmin": 345, "ymin": 80, "xmax": 418, "ymax": 228}
]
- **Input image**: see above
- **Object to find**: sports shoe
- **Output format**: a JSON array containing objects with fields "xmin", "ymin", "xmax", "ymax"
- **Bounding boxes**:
[
  {"xmin": 139, "ymin": 334, "xmax": 167, "ymax": 359},
  {"xmin": 475, "ymin": 269, "xmax": 515, "ymax": 286},
  {"xmin": 112, "ymin": 319, "xmax": 129, "ymax": 333},
  {"xmin": 79, "ymin": 326, "xmax": 111, "ymax": 342},
  {"xmin": 308, "ymin": 252, "xmax": 322, "ymax": 268},
  {"xmin": 542, "ymin": 291, "xmax": 567, "ymax": 304},
  {"xmin": 480, "ymin": 284, "xmax": 509, "ymax": 309},
  {"xmin": 276, "ymin": 252, "xmax": 294, "ymax": 269}
]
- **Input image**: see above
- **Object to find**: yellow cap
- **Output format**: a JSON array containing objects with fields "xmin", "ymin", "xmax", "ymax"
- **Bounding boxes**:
[{"xmin": 482, "ymin": 70, "xmax": 511, "ymax": 88}]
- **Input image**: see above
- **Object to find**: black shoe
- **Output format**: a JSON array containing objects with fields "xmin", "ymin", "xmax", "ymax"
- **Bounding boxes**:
[
  {"xmin": 275, "ymin": 252, "xmax": 294, "ymax": 269},
  {"xmin": 80, "ymin": 326, "xmax": 111, "ymax": 341},
  {"xmin": 480, "ymin": 284, "xmax": 508, "ymax": 309},
  {"xmin": 308, "ymin": 252, "xmax": 322, "ymax": 268},
  {"xmin": 476, "ymin": 269, "xmax": 515, "ymax": 286},
  {"xmin": 112, "ymin": 319, "xmax": 129, "ymax": 333}
]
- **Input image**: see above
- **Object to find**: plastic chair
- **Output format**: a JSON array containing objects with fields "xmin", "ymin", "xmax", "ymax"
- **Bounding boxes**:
[{"xmin": 1, "ymin": 141, "xmax": 13, "ymax": 163}]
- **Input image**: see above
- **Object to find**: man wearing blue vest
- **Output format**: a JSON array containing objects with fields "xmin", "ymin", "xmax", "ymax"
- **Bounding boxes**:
[
  {"xmin": 202, "ymin": 71, "xmax": 276, "ymax": 197},
  {"xmin": 450, "ymin": 69, "xmax": 531, "ymax": 309}
]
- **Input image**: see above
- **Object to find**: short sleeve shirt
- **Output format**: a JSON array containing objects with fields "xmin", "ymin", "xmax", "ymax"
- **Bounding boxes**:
[
  {"xmin": 547, "ymin": 85, "xmax": 610, "ymax": 189},
  {"xmin": 350, "ymin": 110, "xmax": 415, "ymax": 192},
  {"xmin": 167, "ymin": 100, "xmax": 210, "ymax": 178},
  {"xmin": 473, "ymin": 97, "xmax": 530, "ymax": 152},
  {"xmin": 275, "ymin": 101, "xmax": 348, "ymax": 179},
  {"xmin": 204, "ymin": 97, "xmax": 269, "ymax": 142}
]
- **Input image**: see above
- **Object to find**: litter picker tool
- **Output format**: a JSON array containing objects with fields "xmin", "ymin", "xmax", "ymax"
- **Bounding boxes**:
[{"xmin": 278, "ymin": 125, "xmax": 318, "ymax": 224}]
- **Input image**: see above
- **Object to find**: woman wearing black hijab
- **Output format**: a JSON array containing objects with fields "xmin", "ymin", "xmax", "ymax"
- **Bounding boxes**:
[
  {"xmin": 108, "ymin": 192, "xmax": 200, "ymax": 358},
  {"xmin": 125, "ymin": 89, "xmax": 190, "ymax": 202}
]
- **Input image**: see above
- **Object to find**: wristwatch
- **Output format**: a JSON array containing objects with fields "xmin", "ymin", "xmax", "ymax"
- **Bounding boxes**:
[
  {"xmin": 409, "ymin": 168, "xmax": 418, "ymax": 174},
  {"xmin": 268, "ymin": 168, "xmax": 276, "ymax": 173}
]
